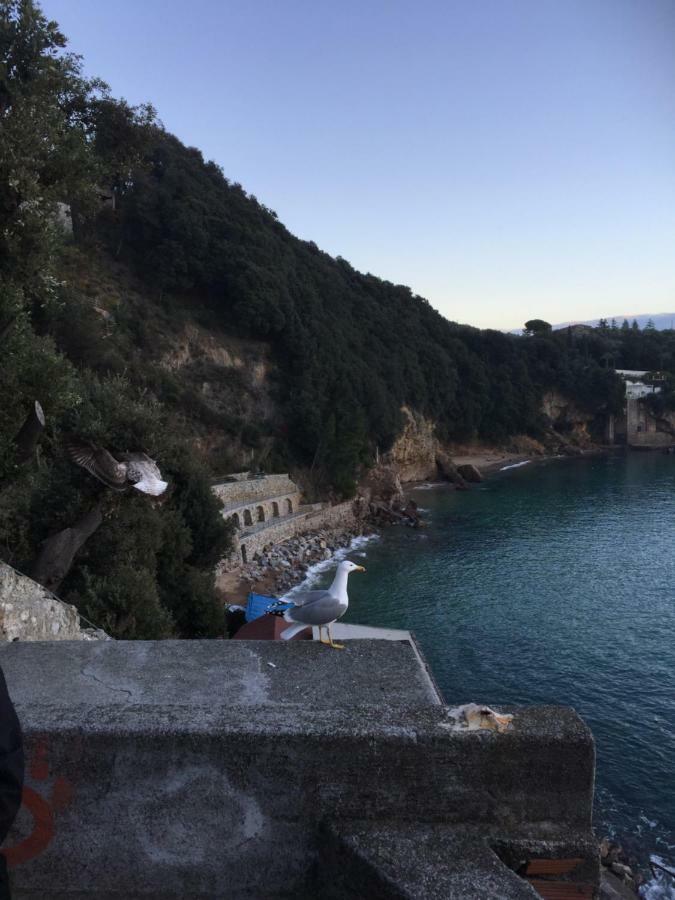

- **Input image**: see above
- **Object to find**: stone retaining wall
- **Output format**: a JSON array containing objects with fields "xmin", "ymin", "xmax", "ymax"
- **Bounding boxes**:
[
  {"xmin": 227, "ymin": 501, "xmax": 361, "ymax": 567},
  {"xmin": 212, "ymin": 474, "xmax": 297, "ymax": 504},
  {"xmin": 221, "ymin": 491, "xmax": 303, "ymax": 531},
  {"xmin": 303, "ymin": 500, "xmax": 361, "ymax": 531}
]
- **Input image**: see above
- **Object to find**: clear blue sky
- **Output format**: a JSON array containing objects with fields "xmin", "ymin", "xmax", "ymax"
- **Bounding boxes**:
[{"xmin": 42, "ymin": 0, "xmax": 675, "ymax": 330}]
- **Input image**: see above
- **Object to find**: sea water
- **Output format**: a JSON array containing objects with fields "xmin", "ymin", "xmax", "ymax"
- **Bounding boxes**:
[{"xmin": 305, "ymin": 452, "xmax": 675, "ymax": 892}]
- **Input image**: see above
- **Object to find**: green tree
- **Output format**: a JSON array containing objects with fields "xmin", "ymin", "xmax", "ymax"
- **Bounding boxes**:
[{"xmin": 523, "ymin": 319, "xmax": 552, "ymax": 337}]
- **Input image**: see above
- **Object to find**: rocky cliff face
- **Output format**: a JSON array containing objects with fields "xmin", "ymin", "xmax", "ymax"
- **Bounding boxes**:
[
  {"xmin": 160, "ymin": 323, "xmax": 277, "ymax": 469},
  {"xmin": 368, "ymin": 394, "xmax": 604, "ymax": 494},
  {"xmin": 0, "ymin": 563, "xmax": 108, "ymax": 641},
  {"xmin": 541, "ymin": 390, "xmax": 596, "ymax": 450},
  {"xmin": 382, "ymin": 407, "xmax": 440, "ymax": 481},
  {"xmin": 652, "ymin": 408, "xmax": 675, "ymax": 436}
]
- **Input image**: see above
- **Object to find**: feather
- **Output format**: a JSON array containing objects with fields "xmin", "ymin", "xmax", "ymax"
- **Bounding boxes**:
[
  {"xmin": 280, "ymin": 622, "xmax": 308, "ymax": 641},
  {"xmin": 66, "ymin": 442, "xmax": 126, "ymax": 490}
]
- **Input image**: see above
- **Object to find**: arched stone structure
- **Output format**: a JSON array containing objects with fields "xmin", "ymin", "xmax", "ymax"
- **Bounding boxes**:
[
  {"xmin": 243, "ymin": 509, "xmax": 253, "ymax": 527},
  {"xmin": 285, "ymin": 498, "xmax": 293, "ymax": 514},
  {"xmin": 231, "ymin": 512, "xmax": 241, "ymax": 530},
  {"xmin": 256, "ymin": 505, "xmax": 265, "ymax": 523},
  {"xmin": 272, "ymin": 502, "xmax": 280, "ymax": 518}
]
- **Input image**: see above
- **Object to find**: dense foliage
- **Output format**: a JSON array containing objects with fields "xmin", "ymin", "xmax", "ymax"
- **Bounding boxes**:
[
  {"xmin": 3, "ymin": 1, "xmax": 673, "ymax": 637},
  {"xmin": 0, "ymin": 0, "xmax": 231, "ymax": 638},
  {"xmin": 98, "ymin": 129, "xmax": 630, "ymax": 493}
]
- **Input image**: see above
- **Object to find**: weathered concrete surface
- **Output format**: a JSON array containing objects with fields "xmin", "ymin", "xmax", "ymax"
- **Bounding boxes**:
[
  {"xmin": 0, "ymin": 562, "xmax": 105, "ymax": 641},
  {"xmin": 317, "ymin": 825, "xmax": 543, "ymax": 898},
  {"xmin": 0, "ymin": 641, "xmax": 597, "ymax": 898},
  {"xmin": 0, "ymin": 638, "xmax": 442, "ymax": 708}
]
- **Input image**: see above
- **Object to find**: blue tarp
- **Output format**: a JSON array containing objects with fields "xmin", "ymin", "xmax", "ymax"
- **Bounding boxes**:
[{"xmin": 246, "ymin": 593, "xmax": 277, "ymax": 622}]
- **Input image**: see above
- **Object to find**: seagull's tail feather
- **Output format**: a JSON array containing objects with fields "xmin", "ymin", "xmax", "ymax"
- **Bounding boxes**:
[
  {"xmin": 132, "ymin": 478, "xmax": 169, "ymax": 496},
  {"xmin": 280, "ymin": 622, "xmax": 307, "ymax": 641}
]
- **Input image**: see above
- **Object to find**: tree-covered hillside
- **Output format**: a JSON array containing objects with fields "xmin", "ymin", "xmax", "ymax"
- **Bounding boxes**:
[
  {"xmin": 0, "ymin": 0, "xmax": 230, "ymax": 638},
  {"xmin": 4, "ymin": 0, "xmax": 672, "ymax": 638}
]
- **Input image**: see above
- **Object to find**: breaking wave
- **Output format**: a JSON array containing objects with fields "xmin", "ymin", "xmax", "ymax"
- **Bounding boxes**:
[
  {"xmin": 281, "ymin": 533, "xmax": 379, "ymax": 600},
  {"xmin": 499, "ymin": 459, "xmax": 531, "ymax": 471}
]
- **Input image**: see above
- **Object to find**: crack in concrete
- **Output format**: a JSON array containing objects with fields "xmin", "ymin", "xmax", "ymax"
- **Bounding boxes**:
[{"xmin": 79, "ymin": 665, "xmax": 133, "ymax": 699}]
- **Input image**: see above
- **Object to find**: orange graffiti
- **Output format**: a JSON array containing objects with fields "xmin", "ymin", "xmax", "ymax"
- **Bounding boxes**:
[
  {"xmin": 1, "ymin": 739, "xmax": 74, "ymax": 869},
  {"xmin": 2, "ymin": 787, "xmax": 54, "ymax": 867}
]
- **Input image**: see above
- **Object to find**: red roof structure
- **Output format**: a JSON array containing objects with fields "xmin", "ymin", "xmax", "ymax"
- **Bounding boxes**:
[{"xmin": 232, "ymin": 613, "xmax": 311, "ymax": 641}]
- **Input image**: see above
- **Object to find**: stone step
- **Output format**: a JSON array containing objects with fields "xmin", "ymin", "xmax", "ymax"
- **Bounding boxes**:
[{"xmin": 317, "ymin": 825, "xmax": 542, "ymax": 899}]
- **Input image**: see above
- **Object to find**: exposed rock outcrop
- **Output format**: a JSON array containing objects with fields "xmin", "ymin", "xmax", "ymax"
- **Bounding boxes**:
[
  {"xmin": 435, "ymin": 452, "xmax": 469, "ymax": 488},
  {"xmin": 362, "ymin": 464, "xmax": 404, "ymax": 506},
  {"xmin": 541, "ymin": 390, "xmax": 596, "ymax": 450},
  {"xmin": 0, "ymin": 562, "xmax": 108, "ymax": 641},
  {"xmin": 457, "ymin": 463, "xmax": 483, "ymax": 483},
  {"xmin": 382, "ymin": 407, "xmax": 439, "ymax": 481}
]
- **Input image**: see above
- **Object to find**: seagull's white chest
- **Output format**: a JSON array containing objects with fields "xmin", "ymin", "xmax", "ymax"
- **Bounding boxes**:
[{"xmin": 331, "ymin": 593, "xmax": 349, "ymax": 620}]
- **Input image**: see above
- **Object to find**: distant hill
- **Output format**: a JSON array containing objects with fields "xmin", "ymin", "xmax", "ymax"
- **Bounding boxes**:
[
  {"xmin": 553, "ymin": 314, "xmax": 675, "ymax": 332},
  {"xmin": 510, "ymin": 314, "xmax": 675, "ymax": 335}
]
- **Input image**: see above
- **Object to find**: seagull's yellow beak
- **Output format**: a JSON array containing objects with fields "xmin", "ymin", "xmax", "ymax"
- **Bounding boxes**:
[{"xmin": 355, "ymin": 565, "xmax": 366, "ymax": 573}]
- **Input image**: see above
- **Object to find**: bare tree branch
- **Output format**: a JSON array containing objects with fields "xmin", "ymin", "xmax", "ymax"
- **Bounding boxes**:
[
  {"xmin": 31, "ymin": 503, "xmax": 104, "ymax": 592},
  {"xmin": 13, "ymin": 401, "xmax": 45, "ymax": 463}
]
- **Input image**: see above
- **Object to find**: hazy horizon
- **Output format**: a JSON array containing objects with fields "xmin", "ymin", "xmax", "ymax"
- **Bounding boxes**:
[{"xmin": 42, "ymin": 0, "xmax": 675, "ymax": 330}]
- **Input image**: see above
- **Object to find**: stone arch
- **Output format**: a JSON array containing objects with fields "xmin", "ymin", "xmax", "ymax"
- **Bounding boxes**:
[
  {"xmin": 272, "ymin": 501, "xmax": 280, "ymax": 518},
  {"xmin": 231, "ymin": 512, "xmax": 241, "ymax": 530},
  {"xmin": 240, "ymin": 544, "xmax": 248, "ymax": 564},
  {"xmin": 285, "ymin": 498, "xmax": 293, "ymax": 514},
  {"xmin": 256, "ymin": 505, "xmax": 265, "ymax": 523},
  {"xmin": 243, "ymin": 508, "xmax": 253, "ymax": 527}
]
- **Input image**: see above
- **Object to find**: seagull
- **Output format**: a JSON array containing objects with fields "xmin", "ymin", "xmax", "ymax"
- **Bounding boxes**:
[
  {"xmin": 66, "ymin": 442, "xmax": 169, "ymax": 496},
  {"xmin": 268, "ymin": 559, "xmax": 365, "ymax": 649}
]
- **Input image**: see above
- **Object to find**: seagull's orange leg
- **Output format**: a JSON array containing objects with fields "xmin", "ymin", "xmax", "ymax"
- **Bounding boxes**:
[
  {"xmin": 317, "ymin": 625, "xmax": 330, "ymax": 646},
  {"xmin": 327, "ymin": 625, "xmax": 344, "ymax": 650}
]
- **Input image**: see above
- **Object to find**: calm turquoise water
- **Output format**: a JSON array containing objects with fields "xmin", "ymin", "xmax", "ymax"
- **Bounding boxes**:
[{"xmin": 333, "ymin": 453, "xmax": 675, "ymax": 864}]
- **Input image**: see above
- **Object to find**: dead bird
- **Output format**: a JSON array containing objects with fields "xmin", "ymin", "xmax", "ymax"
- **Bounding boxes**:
[{"xmin": 446, "ymin": 703, "xmax": 513, "ymax": 733}]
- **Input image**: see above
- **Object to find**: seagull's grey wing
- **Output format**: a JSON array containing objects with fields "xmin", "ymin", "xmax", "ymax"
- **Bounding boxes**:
[
  {"xmin": 286, "ymin": 591, "xmax": 344, "ymax": 626},
  {"xmin": 67, "ymin": 443, "xmax": 127, "ymax": 490},
  {"xmin": 287, "ymin": 589, "xmax": 332, "ymax": 609}
]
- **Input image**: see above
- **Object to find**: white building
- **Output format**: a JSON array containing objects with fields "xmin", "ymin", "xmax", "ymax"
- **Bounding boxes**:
[{"xmin": 615, "ymin": 369, "xmax": 662, "ymax": 400}]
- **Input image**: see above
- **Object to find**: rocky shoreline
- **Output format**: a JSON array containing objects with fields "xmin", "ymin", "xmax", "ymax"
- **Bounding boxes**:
[
  {"xmin": 218, "ymin": 521, "xmax": 378, "ymax": 605},
  {"xmin": 219, "ymin": 442, "xmax": 613, "ymax": 608}
]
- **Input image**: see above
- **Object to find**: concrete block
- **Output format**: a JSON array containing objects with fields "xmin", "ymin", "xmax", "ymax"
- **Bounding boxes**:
[{"xmin": 0, "ymin": 640, "xmax": 597, "ymax": 898}]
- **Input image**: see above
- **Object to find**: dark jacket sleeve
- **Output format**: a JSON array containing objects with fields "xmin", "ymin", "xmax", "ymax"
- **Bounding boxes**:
[{"xmin": 0, "ymin": 664, "xmax": 23, "ymax": 845}]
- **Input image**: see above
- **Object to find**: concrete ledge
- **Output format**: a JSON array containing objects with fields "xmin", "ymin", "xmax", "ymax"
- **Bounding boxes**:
[
  {"xmin": 317, "ymin": 825, "xmax": 542, "ymax": 899},
  {"xmin": 0, "ymin": 641, "xmax": 597, "ymax": 898},
  {"xmin": 0, "ymin": 639, "xmax": 443, "ymax": 709}
]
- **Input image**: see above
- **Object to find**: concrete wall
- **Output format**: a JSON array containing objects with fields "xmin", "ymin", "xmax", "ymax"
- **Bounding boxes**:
[
  {"xmin": 212, "ymin": 475, "xmax": 297, "ymax": 505},
  {"xmin": 0, "ymin": 640, "xmax": 597, "ymax": 899}
]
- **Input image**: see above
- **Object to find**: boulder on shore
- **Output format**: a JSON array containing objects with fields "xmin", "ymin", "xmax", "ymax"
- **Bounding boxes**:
[
  {"xmin": 457, "ymin": 463, "xmax": 483, "ymax": 483},
  {"xmin": 435, "ymin": 452, "xmax": 468, "ymax": 488}
]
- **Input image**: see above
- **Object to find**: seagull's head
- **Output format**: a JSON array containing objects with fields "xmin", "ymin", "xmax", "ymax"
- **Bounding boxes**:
[{"xmin": 339, "ymin": 560, "xmax": 366, "ymax": 575}]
